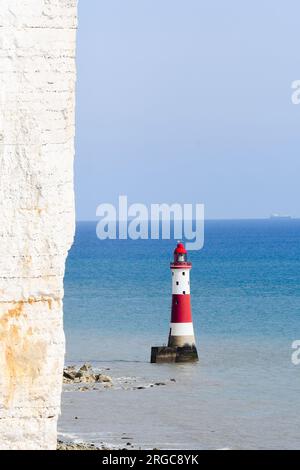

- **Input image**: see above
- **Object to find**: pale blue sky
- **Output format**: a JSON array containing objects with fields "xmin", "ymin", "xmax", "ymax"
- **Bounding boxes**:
[{"xmin": 75, "ymin": 0, "xmax": 299, "ymax": 220}]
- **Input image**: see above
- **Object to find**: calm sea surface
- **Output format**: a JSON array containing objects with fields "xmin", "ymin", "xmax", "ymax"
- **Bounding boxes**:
[{"xmin": 59, "ymin": 220, "xmax": 300, "ymax": 449}]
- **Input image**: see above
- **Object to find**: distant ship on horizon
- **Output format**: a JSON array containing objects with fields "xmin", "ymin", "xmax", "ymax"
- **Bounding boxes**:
[{"xmin": 270, "ymin": 213, "xmax": 292, "ymax": 220}]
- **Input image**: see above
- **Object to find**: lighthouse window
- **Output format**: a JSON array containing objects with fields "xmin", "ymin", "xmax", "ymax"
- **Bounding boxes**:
[
  {"xmin": 183, "ymin": 291, "xmax": 186, "ymax": 295},
  {"xmin": 182, "ymin": 272, "xmax": 185, "ymax": 276},
  {"xmin": 176, "ymin": 281, "xmax": 179, "ymax": 285}
]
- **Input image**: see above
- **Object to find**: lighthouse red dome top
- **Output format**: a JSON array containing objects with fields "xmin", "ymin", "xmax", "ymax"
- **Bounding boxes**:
[
  {"xmin": 171, "ymin": 242, "xmax": 192, "ymax": 268},
  {"xmin": 174, "ymin": 242, "xmax": 187, "ymax": 255}
]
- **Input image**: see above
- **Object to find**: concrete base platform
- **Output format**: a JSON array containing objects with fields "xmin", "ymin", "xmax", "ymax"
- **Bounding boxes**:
[{"xmin": 151, "ymin": 345, "xmax": 198, "ymax": 363}]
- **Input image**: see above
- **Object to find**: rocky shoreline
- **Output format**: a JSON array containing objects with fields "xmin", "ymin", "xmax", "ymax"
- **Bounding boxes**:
[
  {"xmin": 57, "ymin": 440, "xmax": 102, "ymax": 451},
  {"xmin": 59, "ymin": 363, "xmax": 176, "ymax": 450},
  {"xmin": 63, "ymin": 363, "xmax": 112, "ymax": 386},
  {"xmin": 63, "ymin": 363, "xmax": 175, "ymax": 393}
]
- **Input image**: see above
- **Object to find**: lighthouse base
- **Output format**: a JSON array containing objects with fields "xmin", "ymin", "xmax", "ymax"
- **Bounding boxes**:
[{"xmin": 150, "ymin": 345, "xmax": 198, "ymax": 363}]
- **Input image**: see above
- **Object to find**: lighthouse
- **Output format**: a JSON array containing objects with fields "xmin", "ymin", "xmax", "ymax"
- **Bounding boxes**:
[{"xmin": 151, "ymin": 242, "xmax": 198, "ymax": 363}]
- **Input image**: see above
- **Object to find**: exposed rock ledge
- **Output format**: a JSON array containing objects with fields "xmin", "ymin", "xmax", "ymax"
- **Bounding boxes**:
[
  {"xmin": 57, "ymin": 440, "xmax": 103, "ymax": 451},
  {"xmin": 63, "ymin": 364, "xmax": 113, "ymax": 385}
]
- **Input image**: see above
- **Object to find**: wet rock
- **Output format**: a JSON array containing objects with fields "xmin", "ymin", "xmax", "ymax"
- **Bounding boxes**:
[
  {"xmin": 79, "ymin": 363, "xmax": 92, "ymax": 372},
  {"xmin": 63, "ymin": 364, "xmax": 113, "ymax": 388},
  {"xmin": 57, "ymin": 440, "xmax": 101, "ymax": 451},
  {"xmin": 83, "ymin": 374, "xmax": 96, "ymax": 383},
  {"xmin": 63, "ymin": 374, "xmax": 75, "ymax": 384},
  {"xmin": 95, "ymin": 374, "xmax": 112, "ymax": 383},
  {"xmin": 63, "ymin": 370, "xmax": 75, "ymax": 380}
]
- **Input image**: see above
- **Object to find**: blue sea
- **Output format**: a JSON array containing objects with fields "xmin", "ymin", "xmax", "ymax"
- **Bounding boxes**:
[{"xmin": 58, "ymin": 220, "xmax": 300, "ymax": 449}]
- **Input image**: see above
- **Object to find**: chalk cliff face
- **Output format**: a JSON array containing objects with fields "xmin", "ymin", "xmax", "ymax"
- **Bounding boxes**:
[{"xmin": 0, "ymin": 0, "xmax": 77, "ymax": 449}]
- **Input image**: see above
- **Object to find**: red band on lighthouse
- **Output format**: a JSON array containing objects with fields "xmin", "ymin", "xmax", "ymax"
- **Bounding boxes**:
[{"xmin": 171, "ymin": 295, "xmax": 192, "ymax": 323}]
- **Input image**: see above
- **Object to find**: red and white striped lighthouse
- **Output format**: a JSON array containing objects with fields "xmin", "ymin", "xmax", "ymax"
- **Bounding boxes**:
[
  {"xmin": 168, "ymin": 242, "xmax": 197, "ymax": 350},
  {"xmin": 151, "ymin": 242, "xmax": 198, "ymax": 363}
]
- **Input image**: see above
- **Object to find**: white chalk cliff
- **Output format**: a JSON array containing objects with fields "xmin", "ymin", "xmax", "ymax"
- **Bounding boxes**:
[{"xmin": 0, "ymin": 0, "xmax": 77, "ymax": 449}]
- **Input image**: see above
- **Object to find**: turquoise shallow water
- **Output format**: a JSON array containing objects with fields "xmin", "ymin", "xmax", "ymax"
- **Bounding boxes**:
[{"xmin": 59, "ymin": 220, "xmax": 300, "ymax": 449}]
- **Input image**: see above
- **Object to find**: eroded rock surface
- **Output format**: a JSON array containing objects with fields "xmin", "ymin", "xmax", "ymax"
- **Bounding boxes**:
[
  {"xmin": 63, "ymin": 364, "xmax": 113, "ymax": 385},
  {"xmin": 57, "ymin": 440, "xmax": 102, "ymax": 451},
  {"xmin": 0, "ymin": 0, "xmax": 77, "ymax": 450}
]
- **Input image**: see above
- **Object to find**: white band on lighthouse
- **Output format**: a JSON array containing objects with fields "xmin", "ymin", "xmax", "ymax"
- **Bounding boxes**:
[
  {"xmin": 170, "ymin": 322, "xmax": 195, "ymax": 336},
  {"xmin": 171, "ymin": 269, "xmax": 190, "ymax": 295}
]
